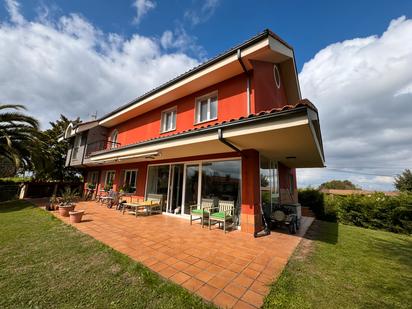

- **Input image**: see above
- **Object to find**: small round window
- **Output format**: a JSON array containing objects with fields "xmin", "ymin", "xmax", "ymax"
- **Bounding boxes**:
[{"xmin": 273, "ymin": 64, "xmax": 281, "ymax": 89}]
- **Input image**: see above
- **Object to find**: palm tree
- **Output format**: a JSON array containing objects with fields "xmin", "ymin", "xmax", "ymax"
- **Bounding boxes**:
[{"xmin": 0, "ymin": 104, "xmax": 39, "ymax": 171}]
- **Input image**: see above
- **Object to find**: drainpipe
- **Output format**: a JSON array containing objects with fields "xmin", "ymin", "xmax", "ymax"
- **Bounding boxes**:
[
  {"xmin": 217, "ymin": 128, "xmax": 247, "ymax": 159},
  {"xmin": 237, "ymin": 49, "xmax": 251, "ymax": 115}
]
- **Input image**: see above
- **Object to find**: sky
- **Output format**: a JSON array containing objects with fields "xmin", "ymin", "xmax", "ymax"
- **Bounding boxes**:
[{"xmin": 0, "ymin": 0, "xmax": 411, "ymax": 190}]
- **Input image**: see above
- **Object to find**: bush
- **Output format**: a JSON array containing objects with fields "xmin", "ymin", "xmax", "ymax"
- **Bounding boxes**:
[
  {"xmin": 299, "ymin": 189, "xmax": 412, "ymax": 234},
  {"xmin": 298, "ymin": 188, "xmax": 325, "ymax": 218}
]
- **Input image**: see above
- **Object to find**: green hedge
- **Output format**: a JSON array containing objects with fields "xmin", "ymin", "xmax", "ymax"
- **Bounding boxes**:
[{"xmin": 298, "ymin": 189, "xmax": 412, "ymax": 234}]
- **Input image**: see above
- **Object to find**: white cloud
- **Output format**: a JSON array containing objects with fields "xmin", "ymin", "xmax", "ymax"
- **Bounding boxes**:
[
  {"xmin": 160, "ymin": 25, "xmax": 206, "ymax": 59},
  {"xmin": 5, "ymin": 0, "xmax": 24, "ymax": 24},
  {"xmin": 132, "ymin": 0, "xmax": 156, "ymax": 25},
  {"xmin": 184, "ymin": 0, "xmax": 220, "ymax": 26},
  {"xmin": 298, "ymin": 16, "xmax": 412, "ymax": 190},
  {"xmin": 0, "ymin": 1, "xmax": 199, "ymax": 129}
]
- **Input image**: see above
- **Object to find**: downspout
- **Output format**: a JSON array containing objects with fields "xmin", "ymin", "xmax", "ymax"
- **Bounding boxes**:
[
  {"xmin": 237, "ymin": 49, "xmax": 251, "ymax": 115},
  {"xmin": 217, "ymin": 128, "xmax": 246, "ymax": 158}
]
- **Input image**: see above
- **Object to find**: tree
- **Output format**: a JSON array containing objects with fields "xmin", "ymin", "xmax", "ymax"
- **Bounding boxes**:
[
  {"xmin": 319, "ymin": 180, "xmax": 359, "ymax": 190},
  {"xmin": 0, "ymin": 104, "xmax": 39, "ymax": 175},
  {"xmin": 29, "ymin": 115, "xmax": 82, "ymax": 181},
  {"xmin": 394, "ymin": 169, "xmax": 412, "ymax": 192}
]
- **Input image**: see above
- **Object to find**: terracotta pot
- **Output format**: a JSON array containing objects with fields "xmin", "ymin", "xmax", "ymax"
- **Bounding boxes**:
[
  {"xmin": 58, "ymin": 204, "xmax": 75, "ymax": 217},
  {"xmin": 69, "ymin": 210, "xmax": 84, "ymax": 223}
]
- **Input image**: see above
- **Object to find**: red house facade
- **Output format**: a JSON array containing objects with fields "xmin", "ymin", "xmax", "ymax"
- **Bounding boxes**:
[{"xmin": 64, "ymin": 30, "xmax": 325, "ymax": 234}]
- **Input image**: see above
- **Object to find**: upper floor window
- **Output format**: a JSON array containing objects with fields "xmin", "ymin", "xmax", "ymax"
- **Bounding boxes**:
[
  {"xmin": 161, "ymin": 107, "xmax": 177, "ymax": 133},
  {"xmin": 72, "ymin": 135, "xmax": 82, "ymax": 159},
  {"xmin": 195, "ymin": 92, "xmax": 218, "ymax": 124},
  {"xmin": 109, "ymin": 129, "xmax": 118, "ymax": 149}
]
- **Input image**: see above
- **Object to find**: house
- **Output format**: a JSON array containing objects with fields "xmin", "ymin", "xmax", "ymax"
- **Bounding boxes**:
[{"xmin": 63, "ymin": 29, "xmax": 325, "ymax": 234}]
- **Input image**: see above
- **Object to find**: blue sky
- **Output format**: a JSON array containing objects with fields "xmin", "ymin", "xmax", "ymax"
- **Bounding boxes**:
[
  {"xmin": 3, "ymin": 0, "xmax": 411, "ymax": 69},
  {"xmin": 1, "ymin": 0, "xmax": 411, "ymax": 190}
]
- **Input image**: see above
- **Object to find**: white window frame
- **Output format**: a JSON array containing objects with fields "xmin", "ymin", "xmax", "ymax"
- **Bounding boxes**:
[
  {"xmin": 88, "ymin": 171, "xmax": 99, "ymax": 185},
  {"xmin": 104, "ymin": 170, "xmax": 116, "ymax": 188},
  {"xmin": 194, "ymin": 91, "xmax": 218, "ymax": 124},
  {"xmin": 123, "ymin": 169, "xmax": 138, "ymax": 192},
  {"xmin": 109, "ymin": 129, "xmax": 118, "ymax": 149},
  {"xmin": 273, "ymin": 64, "xmax": 281, "ymax": 89},
  {"xmin": 160, "ymin": 106, "xmax": 177, "ymax": 133}
]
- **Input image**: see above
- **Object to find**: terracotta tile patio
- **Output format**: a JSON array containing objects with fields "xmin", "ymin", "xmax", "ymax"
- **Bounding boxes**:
[{"xmin": 47, "ymin": 201, "xmax": 313, "ymax": 308}]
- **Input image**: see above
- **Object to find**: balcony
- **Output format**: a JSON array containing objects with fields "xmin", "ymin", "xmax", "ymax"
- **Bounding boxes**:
[{"xmin": 85, "ymin": 140, "xmax": 121, "ymax": 158}]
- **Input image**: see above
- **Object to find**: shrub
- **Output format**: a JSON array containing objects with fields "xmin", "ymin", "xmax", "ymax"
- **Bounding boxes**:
[
  {"xmin": 298, "ymin": 188, "xmax": 325, "ymax": 219},
  {"xmin": 299, "ymin": 189, "xmax": 412, "ymax": 234}
]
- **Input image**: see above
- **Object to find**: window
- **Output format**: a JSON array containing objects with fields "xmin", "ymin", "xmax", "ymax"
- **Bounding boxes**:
[
  {"xmin": 72, "ymin": 135, "xmax": 82, "ymax": 159},
  {"xmin": 88, "ymin": 171, "xmax": 99, "ymax": 185},
  {"xmin": 273, "ymin": 64, "xmax": 281, "ymax": 89},
  {"xmin": 161, "ymin": 107, "xmax": 176, "ymax": 133},
  {"xmin": 260, "ymin": 157, "xmax": 279, "ymax": 208},
  {"xmin": 104, "ymin": 171, "xmax": 115, "ymax": 189},
  {"xmin": 195, "ymin": 93, "xmax": 218, "ymax": 123},
  {"xmin": 109, "ymin": 129, "xmax": 118, "ymax": 149},
  {"xmin": 123, "ymin": 170, "xmax": 137, "ymax": 193}
]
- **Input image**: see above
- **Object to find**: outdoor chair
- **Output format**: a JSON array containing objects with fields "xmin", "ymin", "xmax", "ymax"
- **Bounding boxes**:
[
  {"xmin": 190, "ymin": 198, "xmax": 215, "ymax": 227},
  {"xmin": 209, "ymin": 200, "xmax": 235, "ymax": 233}
]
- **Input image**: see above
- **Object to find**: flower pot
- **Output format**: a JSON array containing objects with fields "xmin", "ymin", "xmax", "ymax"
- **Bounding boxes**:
[
  {"xmin": 58, "ymin": 204, "xmax": 75, "ymax": 217},
  {"xmin": 69, "ymin": 210, "xmax": 85, "ymax": 223}
]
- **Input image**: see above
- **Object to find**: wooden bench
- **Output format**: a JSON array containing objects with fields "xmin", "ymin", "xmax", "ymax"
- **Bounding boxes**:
[{"xmin": 209, "ymin": 200, "xmax": 235, "ymax": 233}]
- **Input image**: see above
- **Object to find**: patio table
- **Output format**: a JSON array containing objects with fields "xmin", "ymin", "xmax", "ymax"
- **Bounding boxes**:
[{"xmin": 122, "ymin": 201, "xmax": 161, "ymax": 217}]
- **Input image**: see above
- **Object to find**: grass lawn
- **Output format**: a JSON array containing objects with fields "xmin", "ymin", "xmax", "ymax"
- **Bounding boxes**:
[
  {"xmin": 263, "ymin": 220, "xmax": 412, "ymax": 308},
  {"xmin": 0, "ymin": 200, "xmax": 214, "ymax": 308}
]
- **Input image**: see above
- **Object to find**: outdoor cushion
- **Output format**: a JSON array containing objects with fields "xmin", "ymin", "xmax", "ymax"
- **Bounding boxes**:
[
  {"xmin": 210, "ymin": 211, "xmax": 226, "ymax": 219},
  {"xmin": 192, "ymin": 209, "xmax": 209, "ymax": 215}
]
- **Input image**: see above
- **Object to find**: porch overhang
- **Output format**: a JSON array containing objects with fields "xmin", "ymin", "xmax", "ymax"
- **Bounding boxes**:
[{"xmin": 86, "ymin": 106, "xmax": 325, "ymax": 168}]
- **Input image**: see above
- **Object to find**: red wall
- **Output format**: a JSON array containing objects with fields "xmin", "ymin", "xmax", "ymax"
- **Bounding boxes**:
[
  {"xmin": 110, "ymin": 74, "xmax": 248, "ymax": 147},
  {"xmin": 251, "ymin": 60, "xmax": 288, "ymax": 113}
]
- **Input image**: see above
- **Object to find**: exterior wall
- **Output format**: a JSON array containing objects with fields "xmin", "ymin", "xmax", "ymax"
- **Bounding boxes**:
[
  {"xmin": 109, "ymin": 74, "xmax": 248, "ymax": 147},
  {"xmin": 278, "ymin": 162, "xmax": 298, "ymax": 204},
  {"xmin": 251, "ymin": 60, "xmax": 288, "ymax": 113},
  {"xmin": 240, "ymin": 149, "xmax": 263, "ymax": 234}
]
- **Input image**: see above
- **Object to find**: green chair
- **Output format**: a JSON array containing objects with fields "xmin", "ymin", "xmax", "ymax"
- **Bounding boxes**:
[
  {"xmin": 209, "ymin": 200, "xmax": 235, "ymax": 233},
  {"xmin": 190, "ymin": 198, "xmax": 215, "ymax": 227}
]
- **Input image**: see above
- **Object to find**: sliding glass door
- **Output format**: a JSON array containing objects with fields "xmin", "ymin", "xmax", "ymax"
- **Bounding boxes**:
[
  {"xmin": 146, "ymin": 165, "xmax": 170, "ymax": 211},
  {"xmin": 183, "ymin": 164, "xmax": 200, "ymax": 215}
]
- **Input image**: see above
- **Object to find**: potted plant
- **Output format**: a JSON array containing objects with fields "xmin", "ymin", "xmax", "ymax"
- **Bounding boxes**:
[
  {"xmin": 104, "ymin": 182, "xmax": 112, "ymax": 192},
  {"xmin": 69, "ymin": 209, "xmax": 85, "ymax": 223},
  {"xmin": 58, "ymin": 187, "xmax": 79, "ymax": 217},
  {"xmin": 47, "ymin": 195, "xmax": 59, "ymax": 211}
]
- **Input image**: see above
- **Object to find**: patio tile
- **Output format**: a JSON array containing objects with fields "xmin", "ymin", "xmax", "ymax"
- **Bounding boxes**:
[
  {"xmin": 195, "ymin": 271, "xmax": 215, "ymax": 283},
  {"xmin": 241, "ymin": 290, "xmax": 263, "ymax": 308},
  {"xmin": 208, "ymin": 275, "xmax": 232, "ymax": 290},
  {"xmin": 182, "ymin": 277, "xmax": 204, "ymax": 292},
  {"xmin": 197, "ymin": 284, "xmax": 220, "ymax": 302},
  {"xmin": 44, "ymin": 201, "xmax": 314, "ymax": 309},
  {"xmin": 170, "ymin": 271, "xmax": 191, "ymax": 285},
  {"xmin": 158, "ymin": 266, "xmax": 178, "ymax": 279},
  {"xmin": 224, "ymin": 282, "xmax": 247, "ymax": 299},
  {"xmin": 213, "ymin": 291, "xmax": 238, "ymax": 309},
  {"xmin": 232, "ymin": 274, "xmax": 254, "ymax": 288},
  {"xmin": 232, "ymin": 300, "xmax": 257, "ymax": 309},
  {"xmin": 249, "ymin": 280, "xmax": 269, "ymax": 296}
]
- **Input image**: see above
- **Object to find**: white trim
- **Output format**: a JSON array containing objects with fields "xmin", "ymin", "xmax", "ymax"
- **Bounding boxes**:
[
  {"xmin": 194, "ymin": 91, "xmax": 218, "ymax": 124},
  {"xmin": 104, "ymin": 170, "xmax": 116, "ymax": 187},
  {"xmin": 274, "ymin": 64, "xmax": 281, "ymax": 89},
  {"xmin": 160, "ymin": 106, "xmax": 177, "ymax": 133},
  {"xmin": 99, "ymin": 39, "xmax": 270, "ymax": 126},
  {"xmin": 123, "ymin": 169, "xmax": 138, "ymax": 191}
]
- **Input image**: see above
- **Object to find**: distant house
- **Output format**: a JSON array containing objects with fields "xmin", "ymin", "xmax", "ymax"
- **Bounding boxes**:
[{"xmin": 63, "ymin": 30, "xmax": 325, "ymax": 234}]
